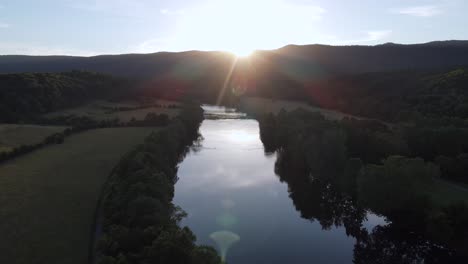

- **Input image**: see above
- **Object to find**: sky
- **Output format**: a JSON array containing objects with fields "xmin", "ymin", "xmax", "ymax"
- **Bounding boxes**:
[{"xmin": 0, "ymin": 0, "xmax": 467, "ymax": 56}]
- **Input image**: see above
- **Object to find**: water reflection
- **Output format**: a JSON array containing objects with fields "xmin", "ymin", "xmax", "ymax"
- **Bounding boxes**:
[
  {"xmin": 225, "ymin": 129, "xmax": 257, "ymax": 144},
  {"xmin": 178, "ymin": 119, "xmax": 280, "ymax": 191},
  {"xmin": 175, "ymin": 106, "xmax": 357, "ymax": 264},
  {"xmin": 270, "ymin": 125, "xmax": 463, "ymax": 263},
  {"xmin": 174, "ymin": 106, "xmax": 463, "ymax": 263},
  {"xmin": 203, "ymin": 105, "xmax": 248, "ymax": 120}
]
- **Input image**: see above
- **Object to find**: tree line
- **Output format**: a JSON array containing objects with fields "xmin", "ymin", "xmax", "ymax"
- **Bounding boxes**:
[
  {"xmin": 95, "ymin": 104, "xmax": 222, "ymax": 264},
  {"xmin": 0, "ymin": 113, "xmax": 171, "ymax": 164}
]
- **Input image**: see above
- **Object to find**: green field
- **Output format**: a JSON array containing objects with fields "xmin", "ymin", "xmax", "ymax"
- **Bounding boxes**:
[
  {"xmin": 0, "ymin": 127, "xmax": 154, "ymax": 264},
  {"xmin": 45, "ymin": 99, "xmax": 180, "ymax": 122},
  {"xmin": 0, "ymin": 124, "xmax": 68, "ymax": 152}
]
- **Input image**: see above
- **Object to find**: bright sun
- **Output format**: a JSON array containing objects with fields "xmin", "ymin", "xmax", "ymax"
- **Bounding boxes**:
[
  {"xmin": 163, "ymin": 0, "xmax": 324, "ymax": 54},
  {"xmin": 181, "ymin": 0, "xmax": 262, "ymax": 56},
  {"xmin": 230, "ymin": 47, "xmax": 254, "ymax": 58},
  {"xmin": 166, "ymin": 0, "xmax": 324, "ymax": 54}
]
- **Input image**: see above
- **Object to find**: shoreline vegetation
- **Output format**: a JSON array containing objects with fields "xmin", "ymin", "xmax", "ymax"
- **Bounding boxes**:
[
  {"xmin": 94, "ymin": 104, "xmax": 222, "ymax": 264},
  {"xmin": 257, "ymin": 108, "xmax": 468, "ymax": 262}
]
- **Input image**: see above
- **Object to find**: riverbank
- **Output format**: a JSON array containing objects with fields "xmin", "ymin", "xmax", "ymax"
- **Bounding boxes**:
[
  {"xmin": 94, "ymin": 104, "xmax": 222, "ymax": 264},
  {"xmin": 257, "ymin": 108, "xmax": 468, "ymax": 261}
]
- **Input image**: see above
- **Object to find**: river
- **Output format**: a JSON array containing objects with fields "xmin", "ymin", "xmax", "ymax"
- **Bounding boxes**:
[{"xmin": 173, "ymin": 105, "xmax": 386, "ymax": 264}]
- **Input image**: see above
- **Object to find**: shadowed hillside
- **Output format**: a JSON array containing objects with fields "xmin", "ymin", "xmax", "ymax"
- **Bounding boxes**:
[
  {"xmin": 301, "ymin": 68, "xmax": 468, "ymax": 121},
  {"xmin": 0, "ymin": 71, "xmax": 129, "ymax": 122}
]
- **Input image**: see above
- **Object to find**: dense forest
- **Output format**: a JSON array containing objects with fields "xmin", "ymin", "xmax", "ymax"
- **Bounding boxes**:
[
  {"xmin": 301, "ymin": 68, "xmax": 468, "ymax": 122},
  {"xmin": 258, "ymin": 109, "xmax": 468, "ymax": 262},
  {"xmin": 258, "ymin": 104, "xmax": 468, "ymax": 184},
  {"xmin": 0, "ymin": 71, "xmax": 129, "ymax": 122},
  {"xmin": 3, "ymin": 67, "xmax": 467, "ymax": 124}
]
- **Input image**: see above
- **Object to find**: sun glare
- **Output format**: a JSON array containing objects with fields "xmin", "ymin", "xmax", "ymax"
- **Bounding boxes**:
[
  {"xmin": 231, "ymin": 48, "xmax": 253, "ymax": 58},
  {"xmin": 167, "ymin": 0, "xmax": 325, "ymax": 54},
  {"xmin": 226, "ymin": 130, "xmax": 256, "ymax": 143}
]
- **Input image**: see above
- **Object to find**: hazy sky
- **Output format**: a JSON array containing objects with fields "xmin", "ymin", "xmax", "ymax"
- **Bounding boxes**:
[{"xmin": 0, "ymin": 0, "xmax": 467, "ymax": 55}]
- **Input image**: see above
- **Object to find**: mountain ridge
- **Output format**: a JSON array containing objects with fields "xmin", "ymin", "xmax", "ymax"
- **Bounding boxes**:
[{"xmin": 1, "ymin": 40, "xmax": 468, "ymax": 80}]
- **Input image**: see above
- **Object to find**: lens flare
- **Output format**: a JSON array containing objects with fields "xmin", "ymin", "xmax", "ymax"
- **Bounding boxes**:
[
  {"xmin": 216, "ymin": 212, "xmax": 238, "ymax": 228},
  {"xmin": 210, "ymin": 230, "xmax": 241, "ymax": 262}
]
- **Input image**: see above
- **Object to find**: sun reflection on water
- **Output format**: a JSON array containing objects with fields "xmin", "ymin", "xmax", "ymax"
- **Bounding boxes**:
[{"xmin": 226, "ymin": 129, "xmax": 257, "ymax": 143}]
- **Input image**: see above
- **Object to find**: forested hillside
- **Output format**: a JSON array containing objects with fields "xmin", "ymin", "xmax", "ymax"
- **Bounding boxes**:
[
  {"xmin": 0, "ymin": 71, "xmax": 129, "ymax": 122},
  {"xmin": 2, "ymin": 42, "xmax": 468, "ymax": 110},
  {"xmin": 272, "ymin": 41, "xmax": 468, "ymax": 75},
  {"xmin": 303, "ymin": 68, "xmax": 468, "ymax": 122},
  {"xmin": 1, "ymin": 41, "xmax": 468, "ymax": 79},
  {"xmin": 2, "ymin": 68, "xmax": 467, "ymax": 125}
]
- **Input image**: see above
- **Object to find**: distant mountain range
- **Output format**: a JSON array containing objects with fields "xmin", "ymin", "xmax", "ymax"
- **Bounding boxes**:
[
  {"xmin": 1, "ymin": 41, "xmax": 468, "ymax": 80},
  {"xmin": 2, "ymin": 41, "xmax": 468, "ymax": 121}
]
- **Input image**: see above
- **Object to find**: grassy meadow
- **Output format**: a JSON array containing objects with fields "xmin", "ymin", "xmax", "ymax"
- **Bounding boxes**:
[{"xmin": 0, "ymin": 127, "xmax": 154, "ymax": 264}]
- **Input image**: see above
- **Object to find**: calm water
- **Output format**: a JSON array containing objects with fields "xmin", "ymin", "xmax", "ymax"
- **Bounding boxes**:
[{"xmin": 174, "ymin": 106, "xmax": 384, "ymax": 264}]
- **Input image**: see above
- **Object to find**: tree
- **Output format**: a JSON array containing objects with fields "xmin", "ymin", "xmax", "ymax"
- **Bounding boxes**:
[{"xmin": 357, "ymin": 156, "xmax": 438, "ymax": 220}]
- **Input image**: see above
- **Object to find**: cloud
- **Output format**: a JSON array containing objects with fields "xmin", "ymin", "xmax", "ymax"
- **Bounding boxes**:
[
  {"xmin": 348, "ymin": 30, "xmax": 393, "ymax": 44},
  {"xmin": 160, "ymin": 8, "xmax": 185, "ymax": 15},
  {"xmin": 325, "ymin": 30, "xmax": 392, "ymax": 45},
  {"xmin": 391, "ymin": 5, "xmax": 442, "ymax": 17},
  {"xmin": 0, "ymin": 22, "xmax": 10, "ymax": 28},
  {"xmin": 70, "ymin": 0, "xmax": 154, "ymax": 18},
  {"xmin": 133, "ymin": 38, "xmax": 171, "ymax": 53},
  {"xmin": 363, "ymin": 30, "xmax": 393, "ymax": 42},
  {"xmin": 287, "ymin": 4, "xmax": 326, "ymax": 20},
  {"xmin": 0, "ymin": 42, "xmax": 99, "ymax": 56},
  {"xmin": 71, "ymin": 0, "xmax": 185, "ymax": 18},
  {"xmin": 311, "ymin": 6, "xmax": 326, "ymax": 20}
]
